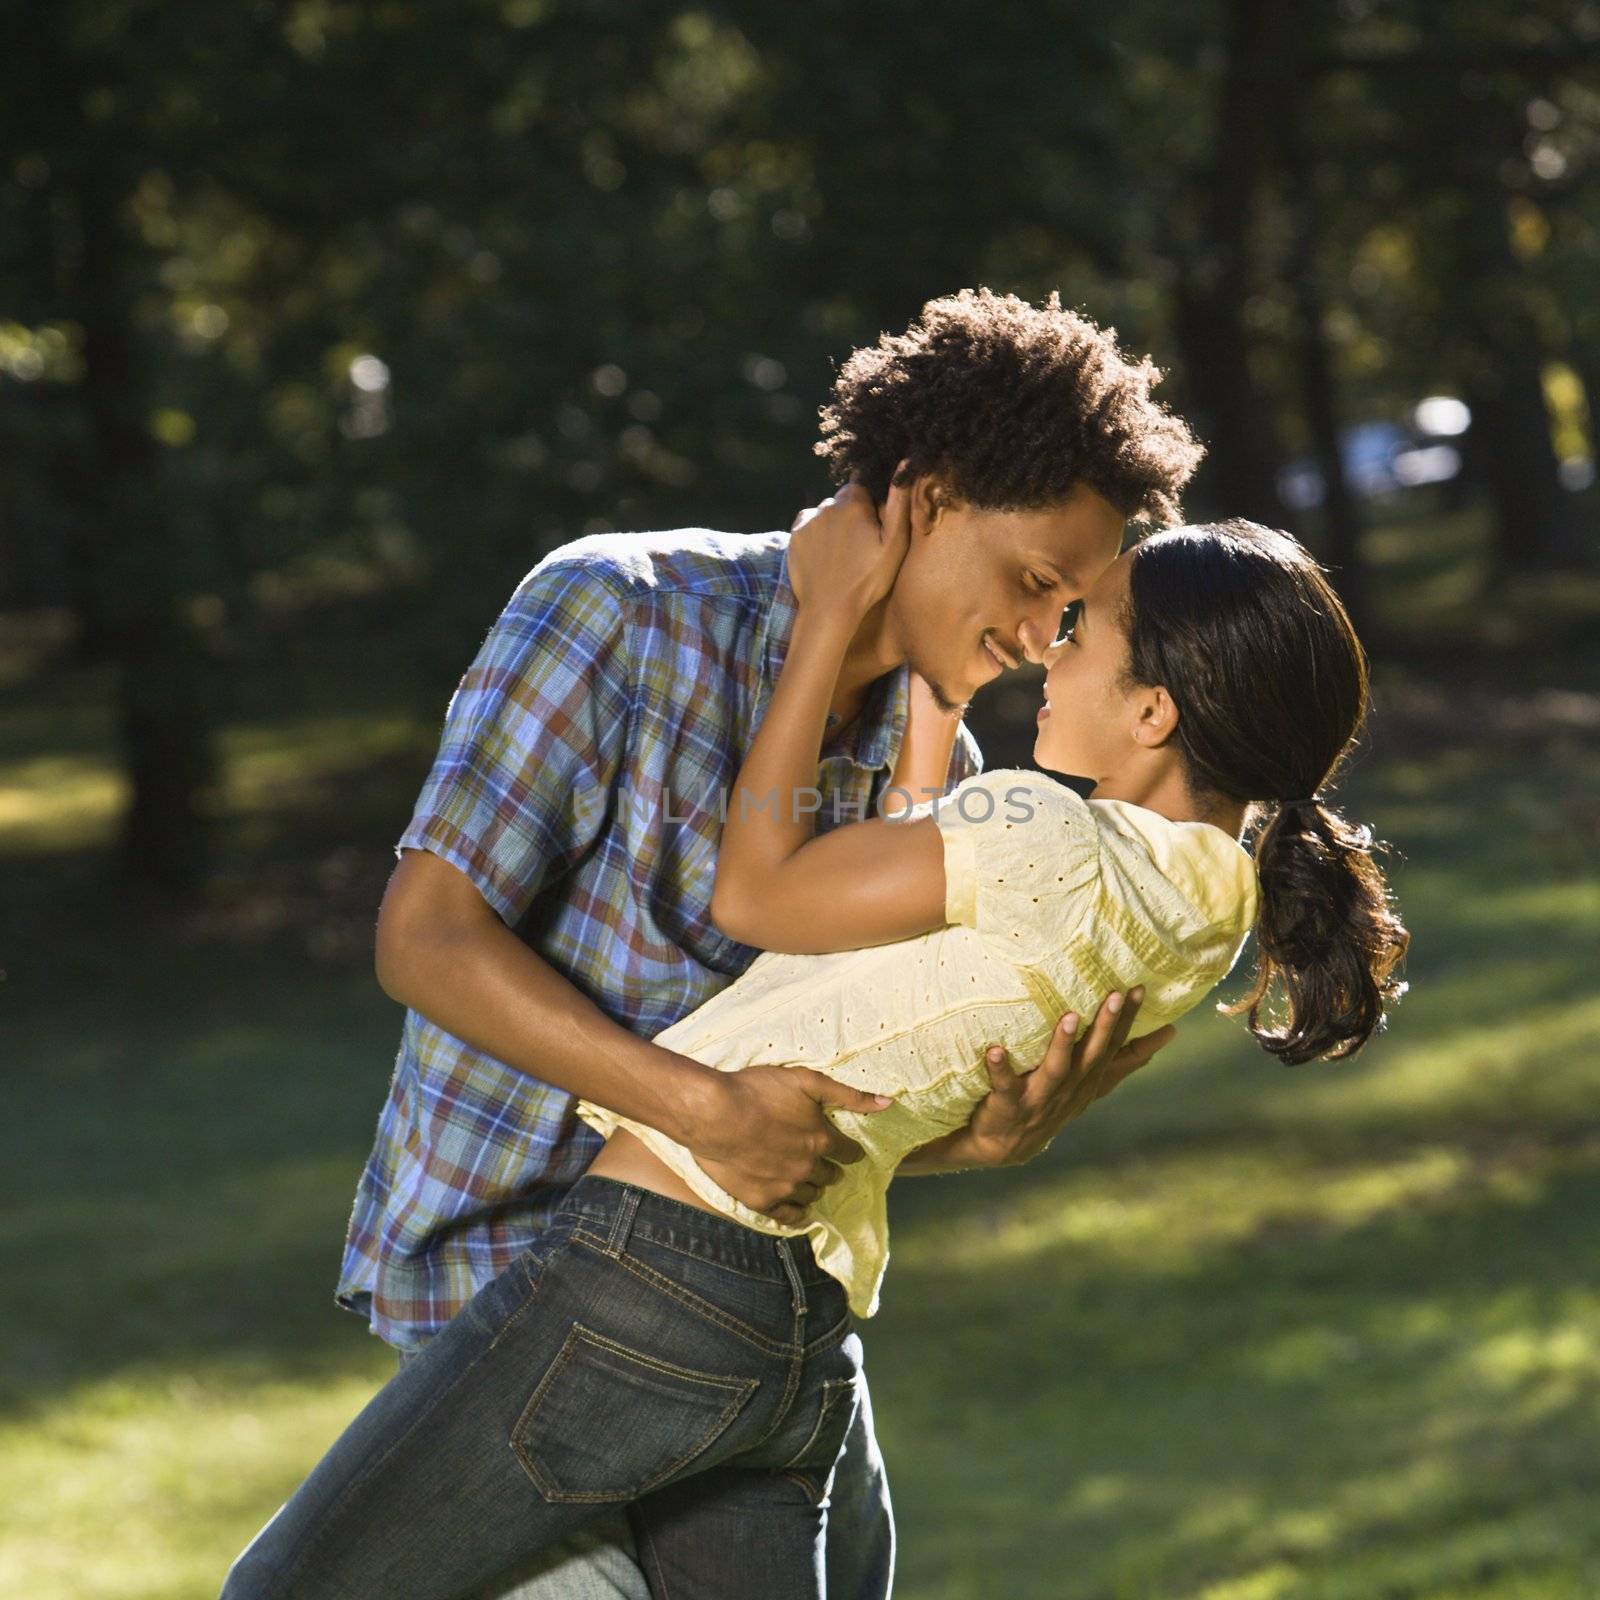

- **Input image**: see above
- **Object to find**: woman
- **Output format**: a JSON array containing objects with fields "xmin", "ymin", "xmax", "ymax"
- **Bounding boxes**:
[{"xmin": 221, "ymin": 478, "xmax": 1408, "ymax": 1600}]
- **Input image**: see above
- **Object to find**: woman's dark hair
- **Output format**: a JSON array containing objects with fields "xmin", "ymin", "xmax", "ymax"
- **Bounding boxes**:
[
  {"xmin": 814, "ymin": 287, "xmax": 1204, "ymax": 525},
  {"xmin": 1120, "ymin": 519, "xmax": 1410, "ymax": 1065}
]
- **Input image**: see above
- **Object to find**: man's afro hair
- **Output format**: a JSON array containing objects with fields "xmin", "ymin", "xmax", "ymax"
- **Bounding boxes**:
[{"xmin": 814, "ymin": 286, "xmax": 1204, "ymax": 525}]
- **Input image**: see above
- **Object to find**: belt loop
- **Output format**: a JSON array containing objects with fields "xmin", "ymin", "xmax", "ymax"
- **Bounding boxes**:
[
  {"xmin": 774, "ymin": 1236, "xmax": 808, "ymax": 1315},
  {"xmin": 603, "ymin": 1184, "xmax": 642, "ymax": 1258}
]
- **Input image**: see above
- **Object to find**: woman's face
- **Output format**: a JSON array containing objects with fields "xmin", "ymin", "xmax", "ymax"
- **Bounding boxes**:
[{"xmin": 1032, "ymin": 549, "xmax": 1144, "ymax": 780}]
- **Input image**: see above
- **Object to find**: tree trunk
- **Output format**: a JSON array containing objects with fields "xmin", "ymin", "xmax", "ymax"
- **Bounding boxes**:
[
  {"xmin": 1452, "ymin": 96, "xmax": 1587, "ymax": 574},
  {"xmin": 1171, "ymin": 0, "xmax": 1290, "ymax": 528},
  {"xmin": 1277, "ymin": 91, "xmax": 1371, "ymax": 636},
  {"xmin": 73, "ymin": 126, "xmax": 216, "ymax": 898},
  {"xmin": 1172, "ymin": 289, "xmax": 1288, "ymax": 529},
  {"xmin": 1471, "ymin": 359, "xmax": 1581, "ymax": 577}
]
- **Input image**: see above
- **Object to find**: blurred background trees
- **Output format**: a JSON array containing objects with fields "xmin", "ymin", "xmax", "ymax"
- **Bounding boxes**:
[{"xmin": 3, "ymin": 0, "xmax": 1597, "ymax": 898}]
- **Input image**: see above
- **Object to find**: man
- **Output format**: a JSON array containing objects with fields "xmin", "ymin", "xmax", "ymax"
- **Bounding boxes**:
[{"xmin": 335, "ymin": 287, "xmax": 1204, "ymax": 1597}]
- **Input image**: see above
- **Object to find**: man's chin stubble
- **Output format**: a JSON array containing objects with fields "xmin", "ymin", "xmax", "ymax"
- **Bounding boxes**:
[{"xmin": 925, "ymin": 677, "xmax": 970, "ymax": 717}]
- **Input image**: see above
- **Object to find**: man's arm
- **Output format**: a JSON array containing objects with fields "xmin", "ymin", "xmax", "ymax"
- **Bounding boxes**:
[
  {"xmin": 376, "ymin": 849, "xmax": 717, "ymax": 1145},
  {"xmin": 376, "ymin": 849, "xmax": 897, "ymax": 1222},
  {"xmin": 380, "ymin": 553, "xmax": 892, "ymax": 1226}
]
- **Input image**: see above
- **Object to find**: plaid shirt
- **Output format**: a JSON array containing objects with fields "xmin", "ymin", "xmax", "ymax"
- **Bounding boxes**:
[{"xmin": 336, "ymin": 526, "xmax": 984, "ymax": 1349}]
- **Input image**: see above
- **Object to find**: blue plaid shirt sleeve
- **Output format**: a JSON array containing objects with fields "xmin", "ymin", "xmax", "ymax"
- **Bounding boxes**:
[
  {"xmin": 395, "ymin": 555, "xmax": 633, "ymax": 926},
  {"xmin": 948, "ymin": 718, "xmax": 984, "ymax": 785}
]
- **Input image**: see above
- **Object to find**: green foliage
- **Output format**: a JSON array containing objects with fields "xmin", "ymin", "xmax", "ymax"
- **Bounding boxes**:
[{"xmin": 2, "ymin": 0, "xmax": 1597, "ymax": 888}]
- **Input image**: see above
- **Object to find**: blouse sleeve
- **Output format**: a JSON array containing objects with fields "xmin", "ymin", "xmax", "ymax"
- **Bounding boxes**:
[{"xmin": 927, "ymin": 769, "xmax": 1102, "ymax": 954}]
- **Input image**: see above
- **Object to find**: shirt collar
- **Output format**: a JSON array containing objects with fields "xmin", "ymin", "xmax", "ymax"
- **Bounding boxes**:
[{"xmin": 758, "ymin": 536, "xmax": 908, "ymax": 774}]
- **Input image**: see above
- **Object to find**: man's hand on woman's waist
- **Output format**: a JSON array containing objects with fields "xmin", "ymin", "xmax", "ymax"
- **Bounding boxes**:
[{"xmin": 679, "ymin": 1062, "xmax": 896, "ymax": 1228}]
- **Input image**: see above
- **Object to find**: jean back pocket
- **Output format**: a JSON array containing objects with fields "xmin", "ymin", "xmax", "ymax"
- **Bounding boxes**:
[
  {"xmin": 511, "ymin": 1324, "xmax": 760, "ymax": 1503},
  {"xmin": 775, "ymin": 1374, "xmax": 862, "ymax": 1504}
]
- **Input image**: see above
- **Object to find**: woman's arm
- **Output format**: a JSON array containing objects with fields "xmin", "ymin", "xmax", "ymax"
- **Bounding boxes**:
[
  {"xmin": 709, "ymin": 478, "xmax": 951, "ymax": 954},
  {"xmin": 709, "ymin": 605, "xmax": 949, "ymax": 952}
]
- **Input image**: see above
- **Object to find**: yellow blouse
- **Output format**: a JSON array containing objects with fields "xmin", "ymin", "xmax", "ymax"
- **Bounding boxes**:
[{"xmin": 577, "ymin": 768, "xmax": 1259, "ymax": 1318}]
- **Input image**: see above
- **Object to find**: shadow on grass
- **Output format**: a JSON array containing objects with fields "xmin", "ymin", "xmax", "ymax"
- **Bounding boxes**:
[{"xmin": 1, "ymin": 889, "xmax": 410, "ymax": 1415}]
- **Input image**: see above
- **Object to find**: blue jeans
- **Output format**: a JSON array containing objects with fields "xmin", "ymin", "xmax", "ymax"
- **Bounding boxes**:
[{"xmin": 221, "ymin": 1176, "xmax": 895, "ymax": 1599}]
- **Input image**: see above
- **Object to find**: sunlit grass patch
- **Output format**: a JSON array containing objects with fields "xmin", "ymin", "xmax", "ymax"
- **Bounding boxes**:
[
  {"xmin": 880, "ymin": 1139, "xmax": 1600, "ymax": 1599},
  {"xmin": 214, "ymin": 713, "xmax": 436, "ymax": 810},
  {"xmin": 900, "ymin": 1140, "xmax": 1539, "ymax": 1279},
  {"xmin": 0, "ymin": 752, "xmax": 129, "ymax": 851},
  {"xmin": 0, "ymin": 664, "xmax": 435, "ymax": 858},
  {"xmin": 0, "ymin": 1368, "xmax": 391, "ymax": 1600},
  {"xmin": 869, "ymin": 714, "xmax": 1600, "ymax": 1596}
]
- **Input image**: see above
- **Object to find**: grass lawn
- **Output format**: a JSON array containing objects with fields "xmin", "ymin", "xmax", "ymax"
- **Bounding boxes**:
[{"xmin": 2, "ymin": 504, "xmax": 1597, "ymax": 1598}]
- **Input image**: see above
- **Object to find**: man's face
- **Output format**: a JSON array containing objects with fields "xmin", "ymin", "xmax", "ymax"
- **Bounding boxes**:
[{"xmin": 885, "ymin": 477, "xmax": 1128, "ymax": 712}]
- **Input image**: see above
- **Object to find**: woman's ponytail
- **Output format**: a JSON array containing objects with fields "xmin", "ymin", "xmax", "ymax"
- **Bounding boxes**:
[{"xmin": 1221, "ymin": 798, "xmax": 1410, "ymax": 1065}]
